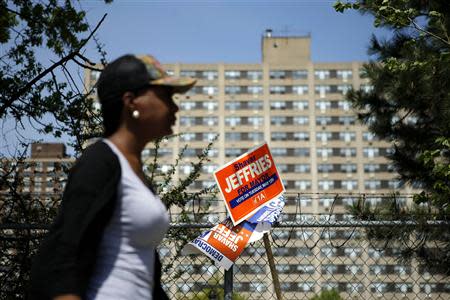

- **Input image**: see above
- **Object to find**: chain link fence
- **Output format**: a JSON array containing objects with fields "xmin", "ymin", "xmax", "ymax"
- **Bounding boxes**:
[
  {"xmin": 159, "ymin": 222, "xmax": 450, "ymax": 300},
  {"xmin": 1, "ymin": 194, "xmax": 449, "ymax": 299}
]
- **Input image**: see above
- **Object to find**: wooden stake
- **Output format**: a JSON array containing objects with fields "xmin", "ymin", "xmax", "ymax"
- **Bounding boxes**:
[{"xmin": 263, "ymin": 233, "xmax": 282, "ymax": 300}]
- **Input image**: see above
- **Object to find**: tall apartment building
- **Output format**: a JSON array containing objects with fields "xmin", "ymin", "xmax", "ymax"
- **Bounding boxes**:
[
  {"xmin": 86, "ymin": 31, "xmax": 413, "ymax": 199},
  {"xmin": 0, "ymin": 143, "xmax": 73, "ymax": 197},
  {"xmin": 82, "ymin": 33, "xmax": 447, "ymax": 299}
]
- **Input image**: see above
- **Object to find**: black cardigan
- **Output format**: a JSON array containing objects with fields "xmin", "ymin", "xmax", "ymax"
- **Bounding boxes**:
[{"xmin": 29, "ymin": 142, "xmax": 169, "ymax": 300}]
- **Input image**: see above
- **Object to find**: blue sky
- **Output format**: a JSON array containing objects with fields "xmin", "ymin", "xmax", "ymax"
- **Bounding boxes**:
[
  {"xmin": 3, "ymin": 0, "xmax": 390, "ymax": 156},
  {"xmin": 79, "ymin": 0, "xmax": 388, "ymax": 64}
]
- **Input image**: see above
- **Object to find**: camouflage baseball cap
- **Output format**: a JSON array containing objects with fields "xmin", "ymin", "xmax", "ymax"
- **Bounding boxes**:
[{"xmin": 97, "ymin": 54, "xmax": 196, "ymax": 103}]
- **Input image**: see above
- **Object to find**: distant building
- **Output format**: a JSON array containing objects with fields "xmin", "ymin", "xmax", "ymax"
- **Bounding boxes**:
[{"xmin": 0, "ymin": 143, "xmax": 74, "ymax": 197}]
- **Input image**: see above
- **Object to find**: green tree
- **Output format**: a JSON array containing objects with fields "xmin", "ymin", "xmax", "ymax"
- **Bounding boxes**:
[
  {"xmin": 335, "ymin": 0, "xmax": 450, "ymax": 274},
  {"xmin": 310, "ymin": 289, "xmax": 343, "ymax": 300},
  {"xmin": 0, "ymin": 0, "xmax": 111, "ymax": 151},
  {"xmin": 0, "ymin": 1, "xmax": 110, "ymax": 298},
  {"xmin": 182, "ymin": 272, "xmax": 247, "ymax": 300}
]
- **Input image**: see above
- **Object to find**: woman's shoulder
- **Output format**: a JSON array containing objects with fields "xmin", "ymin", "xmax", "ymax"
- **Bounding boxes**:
[
  {"xmin": 79, "ymin": 140, "xmax": 117, "ymax": 162},
  {"xmin": 70, "ymin": 140, "xmax": 120, "ymax": 178}
]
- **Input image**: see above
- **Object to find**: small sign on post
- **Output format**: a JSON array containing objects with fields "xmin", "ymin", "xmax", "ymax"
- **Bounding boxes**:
[{"xmin": 214, "ymin": 142, "xmax": 285, "ymax": 225}]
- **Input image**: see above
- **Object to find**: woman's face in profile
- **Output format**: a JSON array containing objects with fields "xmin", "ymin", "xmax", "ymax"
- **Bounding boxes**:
[{"xmin": 132, "ymin": 86, "xmax": 179, "ymax": 140}]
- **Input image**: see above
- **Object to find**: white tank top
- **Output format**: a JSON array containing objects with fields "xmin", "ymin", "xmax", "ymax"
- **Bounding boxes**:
[{"xmin": 86, "ymin": 140, "xmax": 170, "ymax": 300}]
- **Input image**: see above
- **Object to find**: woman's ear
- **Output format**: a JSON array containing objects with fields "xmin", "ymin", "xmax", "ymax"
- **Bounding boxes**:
[{"xmin": 122, "ymin": 91, "xmax": 136, "ymax": 111}]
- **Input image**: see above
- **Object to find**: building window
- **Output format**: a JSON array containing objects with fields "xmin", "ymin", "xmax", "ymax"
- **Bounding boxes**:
[
  {"xmin": 271, "ymin": 132, "xmax": 287, "ymax": 141},
  {"xmin": 318, "ymin": 164, "xmax": 333, "ymax": 173},
  {"xmin": 248, "ymin": 85, "xmax": 263, "ymax": 94},
  {"xmin": 317, "ymin": 148, "xmax": 333, "ymax": 158},
  {"xmin": 247, "ymin": 70, "xmax": 262, "ymax": 80},
  {"xmin": 340, "ymin": 148, "xmax": 356, "ymax": 157},
  {"xmin": 320, "ymin": 247, "xmax": 337, "ymax": 257},
  {"xmin": 345, "ymin": 247, "xmax": 362, "ymax": 259},
  {"xmin": 315, "ymin": 85, "xmax": 331, "ymax": 97},
  {"xmin": 276, "ymin": 164, "xmax": 288, "ymax": 172},
  {"xmin": 225, "ymin": 86, "xmax": 242, "ymax": 95},
  {"xmin": 294, "ymin": 164, "xmax": 310, "ymax": 173},
  {"xmin": 322, "ymin": 264, "xmax": 338, "ymax": 275},
  {"xmin": 202, "ymin": 101, "xmax": 217, "ymax": 111},
  {"xmin": 316, "ymin": 100, "xmax": 331, "ymax": 112},
  {"xmin": 225, "ymin": 101, "xmax": 241, "ymax": 110},
  {"xmin": 269, "ymin": 70, "xmax": 286, "ymax": 79},
  {"xmin": 314, "ymin": 70, "xmax": 330, "ymax": 79},
  {"xmin": 341, "ymin": 180, "xmax": 358, "ymax": 191},
  {"xmin": 248, "ymin": 116, "xmax": 263, "ymax": 126},
  {"xmin": 297, "ymin": 264, "xmax": 314, "ymax": 274},
  {"xmin": 347, "ymin": 283, "xmax": 363, "ymax": 294},
  {"xmin": 225, "ymin": 132, "xmax": 241, "ymax": 141},
  {"xmin": 298, "ymin": 282, "xmax": 314, "ymax": 292},
  {"xmin": 318, "ymin": 180, "xmax": 334, "ymax": 190},
  {"xmin": 201, "ymin": 70, "xmax": 218, "ymax": 80},
  {"xmin": 180, "ymin": 70, "xmax": 197, "ymax": 77},
  {"xmin": 270, "ymin": 101, "xmax": 287, "ymax": 110},
  {"xmin": 293, "ymin": 100, "xmax": 309, "ymax": 110},
  {"xmin": 338, "ymin": 100, "xmax": 351, "ymax": 111},
  {"xmin": 340, "ymin": 164, "xmax": 357, "ymax": 173},
  {"xmin": 249, "ymin": 282, "xmax": 267, "ymax": 293},
  {"xmin": 365, "ymin": 180, "xmax": 382, "ymax": 190},
  {"xmin": 337, "ymin": 84, "xmax": 352, "ymax": 95},
  {"xmin": 248, "ymin": 132, "xmax": 264, "ymax": 141},
  {"xmin": 370, "ymin": 265, "xmax": 387, "ymax": 275},
  {"xmin": 202, "ymin": 132, "xmax": 217, "ymax": 141},
  {"xmin": 370, "ymin": 283, "xmax": 388, "ymax": 294},
  {"xmin": 270, "ymin": 85, "xmax": 286, "ymax": 94},
  {"xmin": 293, "ymin": 132, "xmax": 309, "ymax": 141},
  {"xmin": 248, "ymin": 101, "xmax": 263, "ymax": 109},
  {"xmin": 294, "ymin": 148, "xmax": 310, "ymax": 157},
  {"xmin": 293, "ymin": 85, "xmax": 308, "ymax": 95},
  {"xmin": 364, "ymin": 164, "xmax": 380, "ymax": 173},
  {"xmin": 317, "ymin": 132, "xmax": 332, "ymax": 142},
  {"xmin": 225, "ymin": 148, "xmax": 244, "ymax": 157},
  {"xmin": 339, "ymin": 131, "xmax": 356, "ymax": 142},
  {"xmin": 363, "ymin": 147, "xmax": 380, "ymax": 158},
  {"xmin": 339, "ymin": 116, "xmax": 356, "ymax": 125},
  {"xmin": 293, "ymin": 116, "xmax": 309, "ymax": 125},
  {"xmin": 337, "ymin": 70, "xmax": 353, "ymax": 81},
  {"xmin": 225, "ymin": 70, "xmax": 241, "ymax": 79},
  {"xmin": 271, "ymin": 116, "xmax": 287, "ymax": 125},
  {"xmin": 225, "ymin": 116, "xmax": 241, "ymax": 126},
  {"xmin": 180, "ymin": 133, "xmax": 196, "ymax": 141},
  {"xmin": 293, "ymin": 70, "xmax": 308, "ymax": 79},
  {"xmin": 180, "ymin": 101, "xmax": 197, "ymax": 110},
  {"xmin": 295, "ymin": 180, "xmax": 311, "ymax": 190},
  {"xmin": 203, "ymin": 117, "xmax": 218, "ymax": 126},
  {"xmin": 202, "ymin": 86, "xmax": 217, "ymax": 95},
  {"xmin": 316, "ymin": 116, "xmax": 332, "ymax": 126},
  {"xmin": 271, "ymin": 148, "xmax": 287, "ymax": 156}
]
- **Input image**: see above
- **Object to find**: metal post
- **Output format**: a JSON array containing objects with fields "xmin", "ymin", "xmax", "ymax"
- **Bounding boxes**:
[
  {"xmin": 224, "ymin": 265, "xmax": 233, "ymax": 300},
  {"xmin": 263, "ymin": 233, "xmax": 283, "ymax": 300}
]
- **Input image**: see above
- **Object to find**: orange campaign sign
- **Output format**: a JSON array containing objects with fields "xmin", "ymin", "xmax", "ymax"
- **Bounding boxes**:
[{"xmin": 214, "ymin": 142, "xmax": 285, "ymax": 225}]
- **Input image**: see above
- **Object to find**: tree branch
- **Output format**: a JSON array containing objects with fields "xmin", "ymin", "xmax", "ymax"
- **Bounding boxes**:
[
  {"xmin": 72, "ymin": 56, "xmax": 102, "ymax": 72},
  {"xmin": 409, "ymin": 17, "xmax": 450, "ymax": 46},
  {"xmin": 0, "ymin": 13, "xmax": 107, "ymax": 117},
  {"xmin": 76, "ymin": 53, "xmax": 96, "ymax": 66}
]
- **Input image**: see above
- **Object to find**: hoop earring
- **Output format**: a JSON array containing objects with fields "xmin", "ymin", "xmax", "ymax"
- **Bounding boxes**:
[{"xmin": 132, "ymin": 110, "xmax": 140, "ymax": 119}]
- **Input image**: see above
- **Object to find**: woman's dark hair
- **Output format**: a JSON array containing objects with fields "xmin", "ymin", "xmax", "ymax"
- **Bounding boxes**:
[{"xmin": 100, "ymin": 96, "xmax": 124, "ymax": 137}]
